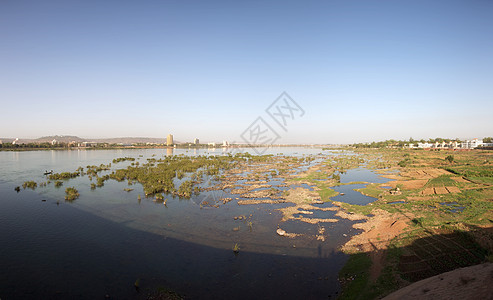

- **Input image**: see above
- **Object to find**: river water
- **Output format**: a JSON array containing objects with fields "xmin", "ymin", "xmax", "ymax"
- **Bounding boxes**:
[{"xmin": 0, "ymin": 147, "xmax": 388, "ymax": 299}]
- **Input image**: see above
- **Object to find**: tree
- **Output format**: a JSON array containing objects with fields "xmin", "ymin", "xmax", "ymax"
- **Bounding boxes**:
[{"xmin": 483, "ymin": 137, "xmax": 492, "ymax": 143}]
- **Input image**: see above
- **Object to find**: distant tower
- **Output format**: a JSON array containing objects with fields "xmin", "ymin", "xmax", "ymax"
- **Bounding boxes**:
[
  {"xmin": 167, "ymin": 134, "xmax": 174, "ymax": 146},
  {"xmin": 194, "ymin": 138, "xmax": 199, "ymax": 145}
]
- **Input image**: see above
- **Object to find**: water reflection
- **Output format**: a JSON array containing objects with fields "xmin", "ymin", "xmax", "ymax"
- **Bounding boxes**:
[{"xmin": 166, "ymin": 147, "xmax": 174, "ymax": 156}]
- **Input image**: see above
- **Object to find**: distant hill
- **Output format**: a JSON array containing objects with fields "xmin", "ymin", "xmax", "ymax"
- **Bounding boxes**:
[
  {"xmin": 35, "ymin": 135, "xmax": 86, "ymax": 143},
  {"xmin": 89, "ymin": 137, "xmax": 167, "ymax": 144}
]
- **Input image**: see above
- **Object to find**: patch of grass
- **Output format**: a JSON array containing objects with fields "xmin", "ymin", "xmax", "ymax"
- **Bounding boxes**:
[
  {"xmin": 316, "ymin": 183, "xmax": 338, "ymax": 201},
  {"xmin": 355, "ymin": 183, "xmax": 382, "ymax": 198},
  {"xmin": 467, "ymin": 176, "xmax": 493, "ymax": 185},
  {"xmin": 426, "ymin": 175, "xmax": 456, "ymax": 187},
  {"xmin": 338, "ymin": 253, "xmax": 371, "ymax": 300},
  {"xmin": 338, "ymin": 202, "xmax": 374, "ymax": 215}
]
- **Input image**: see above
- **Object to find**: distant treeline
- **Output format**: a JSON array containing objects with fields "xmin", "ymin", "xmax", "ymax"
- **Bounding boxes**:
[
  {"xmin": 0, "ymin": 142, "xmax": 69, "ymax": 149},
  {"xmin": 352, "ymin": 137, "xmax": 492, "ymax": 149}
]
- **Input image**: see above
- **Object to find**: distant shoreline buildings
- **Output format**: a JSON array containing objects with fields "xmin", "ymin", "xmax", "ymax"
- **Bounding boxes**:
[{"xmin": 410, "ymin": 138, "xmax": 493, "ymax": 149}]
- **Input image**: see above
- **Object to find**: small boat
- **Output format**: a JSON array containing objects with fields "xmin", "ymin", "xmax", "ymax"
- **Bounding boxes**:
[{"xmin": 44, "ymin": 170, "xmax": 53, "ymax": 175}]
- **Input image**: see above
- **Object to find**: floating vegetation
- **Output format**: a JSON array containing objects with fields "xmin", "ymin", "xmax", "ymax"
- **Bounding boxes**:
[
  {"xmin": 232, "ymin": 243, "xmax": 240, "ymax": 254},
  {"xmin": 14, "ymin": 186, "xmax": 20, "ymax": 192},
  {"xmin": 107, "ymin": 154, "xmax": 252, "ymax": 198},
  {"xmin": 113, "ymin": 157, "xmax": 135, "ymax": 163},
  {"xmin": 64, "ymin": 187, "xmax": 79, "ymax": 201},
  {"xmin": 90, "ymin": 183, "xmax": 96, "ymax": 190},
  {"xmin": 54, "ymin": 181, "xmax": 63, "ymax": 187},
  {"xmin": 123, "ymin": 188, "xmax": 133, "ymax": 192},
  {"xmin": 22, "ymin": 181, "xmax": 37, "ymax": 190},
  {"xmin": 86, "ymin": 164, "xmax": 111, "ymax": 176},
  {"xmin": 96, "ymin": 175, "xmax": 110, "ymax": 187},
  {"xmin": 49, "ymin": 172, "xmax": 80, "ymax": 180},
  {"xmin": 177, "ymin": 180, "xmax": 193, "ymax": 198}
]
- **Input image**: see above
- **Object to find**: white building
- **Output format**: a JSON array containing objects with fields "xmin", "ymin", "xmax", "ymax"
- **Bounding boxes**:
[
  {"xmin": 462, "ymin": 138, "xmax": 483, "ymax": 149},
  {"xmin": 417, "ymin": 142, "xmax": 433, "ymax": 148},
  {"xmin": 194, "ymin": 138, "xmax": 199, "ymax": 145}
]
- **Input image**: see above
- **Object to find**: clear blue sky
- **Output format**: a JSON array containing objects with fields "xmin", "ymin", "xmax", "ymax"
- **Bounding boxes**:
[{"xmin": 1, "ymin": 0, "xmax": 492, "ymax": 144}]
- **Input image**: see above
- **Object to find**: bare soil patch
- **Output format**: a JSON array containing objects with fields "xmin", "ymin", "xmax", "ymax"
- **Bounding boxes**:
[
  {"xmin": 433, "ymin": 186, "xmax": 449, "ymax": 194},
  {"xmin": 445, "ymin": 186, "xmax": 461, "ymax": 193},
  {"xmin": 420, "ymin": 186, "xmax": 461, "ymax": 195},
  {"xmin": 401, "ymin": 168, "xmax": 452, "ymax": 180},
  {"xmin": 387, "ymin": 179, "xmax": 428, "ymax": 190},
  {"xmin": 451, "ymin": 176, "xmax": 471, "ymax": 183},
  {"xmin": 342, "ymin": 209, "xmax": 411, "ymax": 254},
  {"xmin": 237, "ymin": 199, "xmax": 287, "ymax": 205}
]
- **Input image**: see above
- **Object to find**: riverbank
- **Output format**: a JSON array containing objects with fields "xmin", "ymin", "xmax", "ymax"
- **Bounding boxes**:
[
  {"xmin": 6, "ymin": 148, "xmax": 493, "ymax": 299},
  {"xmin": 335, "ymin": 148, "xmax": 493, "ymax": 299}
]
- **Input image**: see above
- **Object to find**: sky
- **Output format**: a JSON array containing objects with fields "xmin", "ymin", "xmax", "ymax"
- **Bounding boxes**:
[{"xmin": 1, "ymin": 0, "xmax": 492, "ymax": 144}]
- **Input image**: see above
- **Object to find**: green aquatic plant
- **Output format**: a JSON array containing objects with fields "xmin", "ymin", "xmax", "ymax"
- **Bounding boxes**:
[
  {"xmin": 113, "ymin": 157, "xmax": 135, "ymax": 163},
  {"xmin": 247, "ymin": 221, "xmax": 253, "ymax": 231},
  {"xmin": 232, "ymin": 243, "xmax": 240, "ymax": 254},
  {"xmin": 54, "ymin": 181, "xmax": 63, "ymax": 188},
  {"xmin": 64, "ymin": 187, "xmax": 79, "ymax": 201},
  {"xmin": 177, "ymin": 180, "xmax": 193, "ymax": 198},
  {"xmin": 22, "ymin": 181, "xmax": 37, "ymax": 190},
  {"xmin": 49, "ymin": 172, "xmax": 80, "ymax": 180}
]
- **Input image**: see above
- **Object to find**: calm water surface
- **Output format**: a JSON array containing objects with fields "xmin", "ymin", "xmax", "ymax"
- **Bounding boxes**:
[{"xmin": 0, "ymin": 147, "xmax": 385, "ymax": 299}]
